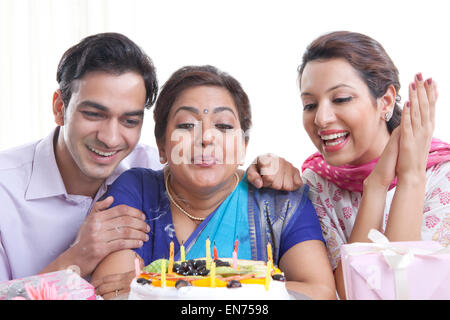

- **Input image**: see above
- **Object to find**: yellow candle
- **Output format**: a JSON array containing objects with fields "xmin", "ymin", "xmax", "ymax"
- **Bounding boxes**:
[
  {"xmin": 267, "ymin": 242, "xmax": 273, "ymax": 264},
  {"xmin": 180, "ymin": 241, "xmax": 186, "ymax": 262},
  {"xmin": 161, "ymin": 259, "xmax": 166, "ymax": 288},
  {"xmin": 265, "ymin": 260, "xmax": 272, "ymax": 291},
  {"xmin": 168, "ymin": 241, "xmax": 174, "ymax": 274},
  {"xmin": 210, "ymin": 261, "xmax": 216, "ymax": 288},
  {"xmin": 206, "ymin": 237, "xmax": 211, "ymax": 270}
]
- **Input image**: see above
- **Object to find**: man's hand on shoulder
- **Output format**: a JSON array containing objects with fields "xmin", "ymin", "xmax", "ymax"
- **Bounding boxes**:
[
  {"xmin": 40, "ymin": 196, "xmax": 150, "ymax": 278},
  {"xmin": 246, "ymin": 154, "xmax": 302, "ymax": 191}
]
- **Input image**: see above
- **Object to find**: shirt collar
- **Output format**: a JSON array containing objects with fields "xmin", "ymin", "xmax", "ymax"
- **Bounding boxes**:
[{"xmin": 25, "ymin": 128, "xmax": 69, "ymax": 200}]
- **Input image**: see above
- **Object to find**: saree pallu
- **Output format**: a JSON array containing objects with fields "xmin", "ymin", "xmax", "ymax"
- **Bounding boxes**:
[{"xmin": 180, "ymin": 174, "xmax": 316, "ymax": 265}]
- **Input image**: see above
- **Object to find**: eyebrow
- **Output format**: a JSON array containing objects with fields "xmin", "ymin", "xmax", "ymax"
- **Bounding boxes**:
[
  {"xmin": 173, "ymin": 105, "xmax": 237, "ymax": 118},
  {"xmin": 301, "ymin": 84, "xmax": 355, "ymax": 97},
  {"xmin": 78, "ymin": 100, "xmax": 144, "ymax": 117},
  {"xmin": 213, "ymin": 106, "xmax": 237, "ymax": 118}
]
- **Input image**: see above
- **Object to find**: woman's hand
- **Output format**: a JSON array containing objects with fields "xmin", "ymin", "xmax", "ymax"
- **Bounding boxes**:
[
  {"xmin": 364, "ymin": 126, "xmax": 400, "ymax": 190},
  {"xmin": 90, "ymin": 249, "xmax": 141, "ymax": 299},
  {"xmin": 396, "ymin": 74, "xmax": 437, "ymax": 184},
  {"xmin": 383, "ymin": 74, "xmax": 438, "ymax": 241},
  {"xmin": 246, "ymin": 154, "xmax": 302, "ymax": 191},
  {"xmin": 91, "ymin": 270, "xmax": 136, "ymax": 299}
]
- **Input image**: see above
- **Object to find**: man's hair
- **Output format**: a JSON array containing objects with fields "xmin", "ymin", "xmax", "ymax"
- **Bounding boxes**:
[{"xmin": 56, "ymin": 32, "xmax": 158, "ymax": 109}]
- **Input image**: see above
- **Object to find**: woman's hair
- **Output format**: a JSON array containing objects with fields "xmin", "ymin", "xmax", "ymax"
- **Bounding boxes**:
[
  {"xmin": 154, "ymin": 65, "xmax": 252, "ymax": 144},
  {"xmin": 298, "ymin": 31, "xmax": 401, "ymax": 133},
  {"xmin": 57, "ymin": 32, "xmax": 158, "ymax": 109}
]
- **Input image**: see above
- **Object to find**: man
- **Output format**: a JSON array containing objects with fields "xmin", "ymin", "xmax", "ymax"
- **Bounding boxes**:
[{"xmin": 0, "ymin": 33, "xmax": 163, "ymax": 282}]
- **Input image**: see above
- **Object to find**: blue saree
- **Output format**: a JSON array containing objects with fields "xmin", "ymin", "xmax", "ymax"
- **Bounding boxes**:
[{"xmin": 105, "ymin": 168, "xmax": 324, "ymax": 266}]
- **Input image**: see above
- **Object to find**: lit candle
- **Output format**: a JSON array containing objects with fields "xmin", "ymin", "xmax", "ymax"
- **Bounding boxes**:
[
  {"xmin": 134, "ymin": 257, "xmax": 141, "ymax": 277},
  {"xmin": 213, "ymin": 241, "xmax": 218, "ymax": 261},
  {"xmin": 265, "ymin": 260, "xmax": 272, "ymax": 291},
  {"xmin": 168, "ymin": 241, "xmax": 174, "ymax": 274},
  {"xmin": 180, "ymin": 241, "xmax": 186, "ymax": 262},
  {"xmin": 206, "ymin": 236, "xmax": 211, "ymax": 269},
  {"xmin": 210, "ymin": 261, "xmax": 216, "ymax": 288},
  {"xmin": 232, "ymin": 250, "xmax": 238, "ymax": 270},
  {"xmin": 161, "ymin": 258, "xmax": 166, "ymax": 288},
  {"xmin": 267, "ymin": 242, "xmax": 273, "ymax": 264},
  {"xmin": 234, "ymin": 237, "xmax": 239, "ymax": 255}
]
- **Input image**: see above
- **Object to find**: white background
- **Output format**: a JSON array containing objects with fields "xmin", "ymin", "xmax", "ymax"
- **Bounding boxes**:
[{"xmin": 1, "ymin": 0, "xmax": 449, "ymax": 168}]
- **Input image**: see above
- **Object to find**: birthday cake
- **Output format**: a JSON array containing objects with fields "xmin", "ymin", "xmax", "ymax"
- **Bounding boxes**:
[{"xmin": 128, "ymin": 257, "xmax": 291, "ymax": 300}]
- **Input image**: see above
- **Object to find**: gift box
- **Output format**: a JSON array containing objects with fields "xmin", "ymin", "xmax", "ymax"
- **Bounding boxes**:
[
  {"xmin": 0, "ymin": 269, "xmax": 96, "ymax": 300},
  {"xmin": 341, "ymin": 229, "xmax": 450, "ymax": 300}
]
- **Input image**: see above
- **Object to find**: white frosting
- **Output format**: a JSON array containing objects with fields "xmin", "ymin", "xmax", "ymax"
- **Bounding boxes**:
[{"xmin": 129, "ymin": 279, "xmax": 291, "ymax": 300}]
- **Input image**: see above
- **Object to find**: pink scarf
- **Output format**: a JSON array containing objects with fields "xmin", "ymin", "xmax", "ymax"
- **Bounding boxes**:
[{"xmin": 301, "ymin": 138, "xmax": 450, "ymax": 193}]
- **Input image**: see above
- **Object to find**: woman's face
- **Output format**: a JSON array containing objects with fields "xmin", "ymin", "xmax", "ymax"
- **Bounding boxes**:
[
  {"xmin": 160, "ymin": 85, "xmax": 247, "ymax": 192},
  {"xmin": 301, "ymin": 58, "xmax": 390, "ymax": 166}
]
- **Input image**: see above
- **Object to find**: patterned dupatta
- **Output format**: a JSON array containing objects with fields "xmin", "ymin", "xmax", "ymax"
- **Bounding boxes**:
[{"xmin": 301, "ymin": 137, "xmax": 450, "ymax": 193}]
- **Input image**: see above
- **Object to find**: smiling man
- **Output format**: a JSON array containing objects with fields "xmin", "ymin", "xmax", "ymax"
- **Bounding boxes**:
[{"xmin": 0, "ymin": 33, "xmax": 162, "ymax": 282}]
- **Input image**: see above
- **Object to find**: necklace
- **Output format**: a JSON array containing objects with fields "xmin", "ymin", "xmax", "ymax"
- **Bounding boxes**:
[{"xmin": 164, "ymin": 171, "xmax": 240, "ymax": 222}]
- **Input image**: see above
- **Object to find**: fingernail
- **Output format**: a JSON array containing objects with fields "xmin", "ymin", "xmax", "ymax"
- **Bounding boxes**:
[
  {"xmin": 406, "ymin": 101, "xmax": 410, "ymax": 108},
  {"xmin": 411, "ymin": 82, "xmax": 416, "ymax": 91},
  {"xmin": 256, "ymin": 179, "xmax": 262, "ymax": 188},
  {"xmin": 427, "ymin": 78, "xmax": 432, "ymax": 85},
  {"xmin": 416, "ymin": 73, "xmax": 423, "ymax": 81}
]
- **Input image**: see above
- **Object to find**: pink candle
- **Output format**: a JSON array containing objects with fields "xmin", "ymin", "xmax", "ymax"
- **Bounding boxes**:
[
  {"xmin": 213, "ymin": 243, "xmax": 218, "ymax": 261},
  {"xmin": 134, "ymin": 257, "xmax": 141, "ymax": 277},
  {"xmin": 232, "ymin": 250, "xmax": 238, "ymax": 270},
  {"xmin": 234, "ymin": 237, "xmax": 239, "ymax": 254}
]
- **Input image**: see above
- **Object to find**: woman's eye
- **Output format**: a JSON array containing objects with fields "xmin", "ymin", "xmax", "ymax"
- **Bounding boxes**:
[
  {"xmin": 334, "ymin": 97, "xmax": 353, "ymax": 104},
  {"xmin": 303, "ymin": 103, "xmax": 317, "ymax": 111},
  {"xmin": 215, "ymin": 123, "xmax": 234, "ymax": 131},
  {"xmin": 176, "ymin": 123, "xmax": 196, "ymax": 130}
]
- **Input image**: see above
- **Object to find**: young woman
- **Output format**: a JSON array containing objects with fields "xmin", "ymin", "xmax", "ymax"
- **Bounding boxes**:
[
  {"xmin": 90, "ymin": 65, "xmax": 336, "ymax": 300},
  {"xmin": 297, "ymin": 31, "xmax": 450, "ymax": 298}
]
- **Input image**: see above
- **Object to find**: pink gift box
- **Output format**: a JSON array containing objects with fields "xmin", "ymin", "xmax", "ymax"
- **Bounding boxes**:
[
  {"xmin": 341, "ymin": 230, "xmax": 450, "ymax": 300},
  {"xmin": 0, "ymin": 269, "xmax": 96, "ymax": 300}
]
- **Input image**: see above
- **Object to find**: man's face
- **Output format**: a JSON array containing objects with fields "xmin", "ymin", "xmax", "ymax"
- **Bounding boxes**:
[{"xmin": 57, "ymin": 71, "xmax": 147, "ymax": 183}]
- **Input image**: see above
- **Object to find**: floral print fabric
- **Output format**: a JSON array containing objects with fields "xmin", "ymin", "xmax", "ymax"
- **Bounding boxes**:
[{"xmin": 302, "ymin": 161, "xmax": 450, "ymax": 270}]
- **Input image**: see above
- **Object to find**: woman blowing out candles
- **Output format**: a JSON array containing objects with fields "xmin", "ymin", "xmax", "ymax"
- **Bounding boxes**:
[
  {"xmin": 90, "ymin": 65, "xmax": 336, "ymax": 299},
  {"xmin": 293, "ymin": 31, "xmax": 450, "ymax": 299}
]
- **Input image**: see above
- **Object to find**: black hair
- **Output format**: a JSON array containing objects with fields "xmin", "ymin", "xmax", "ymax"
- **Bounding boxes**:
[{"xmin": 56, "ymin": 32, "xmax": 158, "ymax": 109}]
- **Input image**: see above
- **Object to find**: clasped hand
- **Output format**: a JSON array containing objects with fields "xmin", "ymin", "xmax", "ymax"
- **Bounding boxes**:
[{"xmin": 367, "ymin": 73, "xmax": 437, "ymax": 188}]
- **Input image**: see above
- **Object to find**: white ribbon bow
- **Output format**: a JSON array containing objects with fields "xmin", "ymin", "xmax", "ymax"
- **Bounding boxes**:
[{"xmin": 366, "ymin": 229, "xmax": 449, "ymax": 299}]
